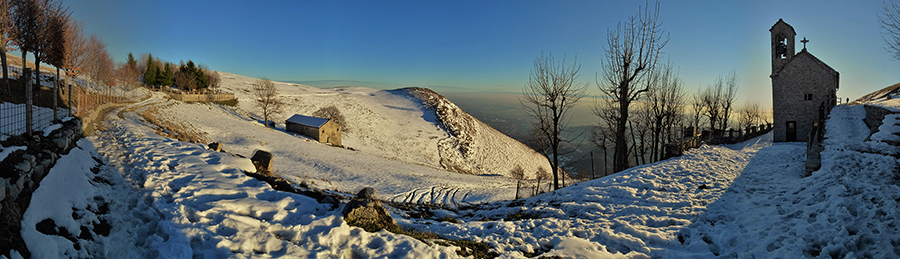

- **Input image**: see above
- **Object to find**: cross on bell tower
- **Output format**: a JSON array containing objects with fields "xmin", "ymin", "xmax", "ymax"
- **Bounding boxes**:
[{"xmin": 801, "ymin": 37, "xmax": 809, "ymax": 50}]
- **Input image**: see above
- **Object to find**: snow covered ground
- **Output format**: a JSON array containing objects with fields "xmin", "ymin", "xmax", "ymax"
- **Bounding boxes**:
[
  {"xmin": 218, "ymin": 72, "xmax": 551, "ymax": 180},
  {"xmin": 136, "ymin": 92, "xmax": 519, "ymax": 205},
  {"xmin": 11, "ymin": 79, "xmax": 900, "ymax": 257}
]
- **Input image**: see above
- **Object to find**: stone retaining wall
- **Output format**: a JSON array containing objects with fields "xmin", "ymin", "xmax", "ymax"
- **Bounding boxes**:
[
  {"xmin": 0, "ymin": 118, "xmax": 83, "ymax": 218},
  {"xmin": 863, "ymin": 105, "xmax": 894, "ymax": 136},
  {"xmin": 172, "ymin": 92, "xmax": 235, "ymax": 102}
]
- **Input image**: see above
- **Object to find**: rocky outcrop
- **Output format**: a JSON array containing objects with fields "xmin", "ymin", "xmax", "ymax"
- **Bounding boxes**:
[{"xmin": 342, "ymin": 187, "xmax": 395, "ymax": 232}]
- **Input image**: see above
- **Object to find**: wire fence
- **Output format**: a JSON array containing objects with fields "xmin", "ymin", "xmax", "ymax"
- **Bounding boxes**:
[
  {"xmin": 514, "ymin": 178, "xmax": 583, "ymax": 200},
  {"xmin": 0, "ymin": 66, "xmax": 147, "ymax": 141}
]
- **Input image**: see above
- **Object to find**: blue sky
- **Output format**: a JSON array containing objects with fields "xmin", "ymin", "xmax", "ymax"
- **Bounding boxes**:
[{"xmin": 65, "ymin": 0, "xmax": 898, "ymax": 109}]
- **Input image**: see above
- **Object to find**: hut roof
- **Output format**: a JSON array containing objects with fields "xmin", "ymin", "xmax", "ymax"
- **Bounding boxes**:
[{"xmin": 286, "ymin": 114, "xmax": 329, "ymax": 128}]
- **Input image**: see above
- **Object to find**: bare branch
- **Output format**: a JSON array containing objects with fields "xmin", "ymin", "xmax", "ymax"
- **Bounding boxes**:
[
  {"xmin": 253, "ymin": 78, "xmax": 283, "ymax": 128},
  {"xmin": 521, "ymin": 52, "xmax": 587, "ymax": 190}
]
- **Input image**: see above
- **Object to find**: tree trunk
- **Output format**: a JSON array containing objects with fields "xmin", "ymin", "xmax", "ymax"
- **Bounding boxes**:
[
  {"xmin": 21, "ymin": 51, "xmax": 27, "ymax": 77},
  {"xmin": 551, "ymin": 139, "xmax": 559, "ymax": 190},
  {"xmin": 34, "ymin": 54, "xmax": 41, "ymax": 89},
  {"xmin": 1, "ymin": 53, "xmax": 7, "ymax": 96},
  {"xmin": 630, "ymin": 120, "xmax": 641, "ymax": 165},
  {"xmin": 53, "ymin": 67, "xmax": 59, "ymax": 120},
  {"xmin": 1, "ymin": 43, "xmax": 8, "ymax": 96},
  {"xmin": 614, "ymin": 95, "xmax": 630, "ymax": 172},
  {"xmin": 602, "ymin": 147, "xmax": 608, "ymax": 176}
]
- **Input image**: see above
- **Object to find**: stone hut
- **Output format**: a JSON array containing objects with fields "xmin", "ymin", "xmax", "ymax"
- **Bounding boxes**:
[
  {"xmin": 770, "ymin": 19, "xmax": 839, "ymax": 142},
  {"xmin": 286, "ymin": 114, "xmax": 342, "ymax": 146}
]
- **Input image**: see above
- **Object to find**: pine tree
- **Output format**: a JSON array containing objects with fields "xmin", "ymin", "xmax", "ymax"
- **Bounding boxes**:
[
  {"xmin": 160, "ymin": 63, "xmax": 173, "ymax": 86},
  {"xmin": 144, "ymin": 54, "xmax": 157, "ymax": 86},
  {"xmin": 126, "ymin": 53, "xmax": 136, "ymax": 70}
]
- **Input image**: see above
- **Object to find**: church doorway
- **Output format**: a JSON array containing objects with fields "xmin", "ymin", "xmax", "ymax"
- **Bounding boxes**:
[{"xmin": 786, "ymin": 121, "xmax": 797, "ymax": 141}]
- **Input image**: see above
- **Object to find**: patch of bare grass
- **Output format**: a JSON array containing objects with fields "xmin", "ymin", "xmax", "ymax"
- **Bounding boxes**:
[{"xmin": 138, "ymin": 103, "xmax": 208, "ymax": 144}]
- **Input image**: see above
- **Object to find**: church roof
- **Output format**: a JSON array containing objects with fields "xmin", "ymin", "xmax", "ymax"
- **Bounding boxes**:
[
  {"xmin": 769, "ymin": 18, "xmax": 796, "ymax": 33},
  {"xmin": 772, "ymin": 48, "xmax": 840, "ymax": 89},
  {"xmin": 286, "ymin": 114, "xmax": 329, "ymax": 128}
]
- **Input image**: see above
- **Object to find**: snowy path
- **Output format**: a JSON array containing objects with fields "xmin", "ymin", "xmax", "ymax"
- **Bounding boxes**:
[
  {"xmin": 405, "ymin": 134, "xmax": 774, "ymax": 258},
  {"xmin": 672, "ymin": 105, "xmax": 900, "ymax": 258},
  {"xmin": 22, "ymin": 93, "xmax": 466, "ymax": 258}
]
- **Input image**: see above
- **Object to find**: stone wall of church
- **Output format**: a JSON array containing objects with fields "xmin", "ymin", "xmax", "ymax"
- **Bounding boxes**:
[{"xmin": 772, "ymin": 54, "xmax": 838, "ymax": 142}]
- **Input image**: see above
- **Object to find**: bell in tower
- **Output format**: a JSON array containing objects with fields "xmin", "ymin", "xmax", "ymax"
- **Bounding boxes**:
[{"xmin": 770, "ymin": 19, "xmax": 796, "ymax": 75}]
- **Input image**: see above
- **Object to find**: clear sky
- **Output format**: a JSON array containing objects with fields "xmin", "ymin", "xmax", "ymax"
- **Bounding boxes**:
[{"xmin": 64, "ymin": 0, "xmax": 898, "ymax": 109}]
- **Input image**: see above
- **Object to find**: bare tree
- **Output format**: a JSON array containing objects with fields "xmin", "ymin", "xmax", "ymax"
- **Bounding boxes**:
[
  {"xmin": 11, "ymin": 0, "xmax": 38, "ymax": 78},
  {"xmin": 521, "ymin": 52, "xmax": 587, "ymax": 191},
  {"xmin": 312, "ymin": 105, "xmax": 348, "ymax": 132},
  {"xmin": 880, "ymin": 1, "xmax": 900, "ymax": 60},
  {"xmin": 510, "ymin": 164, "xmax": 525, "ymax": 180},
  {"xmin": 596, "ymin": 2, "xmax": 668, "ymax": 173},
  {"xmin": 700, "ymin": 78, "xmax": 724, "ymax": 135},
  {"xmin": 85, "ymin": 34, "xmax": 104, "ymax": 89},
  {"xmin": 206, "ymin": 70, "xmax": 220, "ymax": 91},
  {"xmin": 632, "ymin": 102, "xmax": 652, "ymax": 165},
  {"xmin": 720, "ymin": 72, "xmax": 738, "ymax": 132},
  {"xmin": 62, "ymin": 18, "xmax": 85, "ymax": 80},
  {"xmin": 252, "ymin": 77, "xmax": 283, "ymax": 128},
  {"xmin": 738, "ymin": 101, "xmax": 762, "ymax": 130},
  {"xmin": 1, "ymin": 0, "xmax": 13, "ymax": 95},
  {"xmin": 174, "ymin": 71, "xmax": 195, "ymax": 91},
  {"xmin": 534, "ymin": 167, "xmax": 549, "ymax": 195},
  {"xmin": 644, "ymin": 62, "xmax": 684, "ymax": 162},
  {"xmin": 44, "ymin": 5, "xmax": 66, "ymax": 118},
  {"xmin": 590, "ymin": 124, "xmax": 613, "ymax": 177},
  {"xmin": 32, "ymin": 0, "xmax": 63, "ymax": 89},
  {"xmin": 688, "ymin": 87, "xmax": 704, "ymax": 131},
  {"xmin": 116, "ymin": 62, "xmax": 140, "ymax": 91}
]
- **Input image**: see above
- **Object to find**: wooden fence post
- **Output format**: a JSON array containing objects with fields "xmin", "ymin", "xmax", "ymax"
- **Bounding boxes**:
[{"xmin": 24, "ymin": 68, "xmax": 32, "ymax": 135}]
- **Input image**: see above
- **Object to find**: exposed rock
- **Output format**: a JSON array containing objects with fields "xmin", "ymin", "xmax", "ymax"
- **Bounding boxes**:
[
  {"xmin": 342, "ymin": 187, "xmax": 395, "ymax": 232},
  {"xmin": 208, "ymin": 142, "xmax": 223, "ymax": 152},
  {"xmin": 357, "ymin": 187, "xmax": 376, "ymax": 199},
  {"xmin": 250, "ymin": 150, "xmax": 273, "ymax": 173}
]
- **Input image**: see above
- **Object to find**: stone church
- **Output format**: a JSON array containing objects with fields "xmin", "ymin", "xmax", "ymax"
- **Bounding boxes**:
[{"xmin": 770, "ymin": 19, "xmax": 839, "ymax": 142}]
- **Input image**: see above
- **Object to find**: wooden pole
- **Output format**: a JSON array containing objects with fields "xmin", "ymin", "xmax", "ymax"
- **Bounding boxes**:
[
  {"xmin": 591, "ymin": 151, "xmax": 595, "ymax": 179},
  {"xmin": 24, "ymin": 68, "xmax": 32, "ymax": 135}
]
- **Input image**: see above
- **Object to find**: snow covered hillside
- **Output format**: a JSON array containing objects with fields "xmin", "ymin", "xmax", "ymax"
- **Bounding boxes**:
[
  {"xmin": 217, "ymin": 72, "xmax": 551, "ymax": 179},
  {"xmin": 120, "ymin": 90, "xmax": 520, "ymax": 205},
  {"xmin": 15, "ymin": 77, "xmax": 900, "ymax": 258}
]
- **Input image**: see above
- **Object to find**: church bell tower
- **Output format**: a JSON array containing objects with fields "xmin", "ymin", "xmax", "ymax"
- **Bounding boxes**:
[{"xmin": 770, "ymin": 18, "xmax": 796, "ymax": 75}]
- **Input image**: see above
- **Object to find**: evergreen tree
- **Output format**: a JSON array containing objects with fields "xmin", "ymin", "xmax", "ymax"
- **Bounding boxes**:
[
  {"xmin": 126, "ymin": 53, "xmax": 136, "ymax": 70},
  {"xmin": 144, "ymin": 54, "xmax": 157, "ymax": 86},
  {"xmin": 195, "ymin": 65, "xmax": 209, "ymax": 89},
  {"xmin": 160, "ymin": 63, "xmax": 174, "ymax": 86}
]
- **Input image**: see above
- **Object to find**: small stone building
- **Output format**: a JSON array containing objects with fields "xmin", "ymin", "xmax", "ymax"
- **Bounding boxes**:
[
  {"xmin": 286, "ymin": 114, "xmax": 342, "ymax": 146},
  {"xmin": 770, "ymin": 19, "xmax": 839, "ymax": 142}
]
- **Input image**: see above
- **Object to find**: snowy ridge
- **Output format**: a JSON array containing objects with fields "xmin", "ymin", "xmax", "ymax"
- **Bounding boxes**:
[{"xmin": 401, "ymin": 87, "xmax": 550, "ymax": 178}]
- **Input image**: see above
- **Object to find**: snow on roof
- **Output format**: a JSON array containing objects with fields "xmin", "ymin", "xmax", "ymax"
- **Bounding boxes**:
[{"xmin": 286, "ymin": 114, "xmax": 329, "ymax": 128}]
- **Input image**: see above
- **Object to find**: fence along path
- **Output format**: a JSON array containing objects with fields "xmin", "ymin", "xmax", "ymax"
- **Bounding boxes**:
[{"xmin": 1, "ymin": 65, "xmax": 146, "ymax": 141}]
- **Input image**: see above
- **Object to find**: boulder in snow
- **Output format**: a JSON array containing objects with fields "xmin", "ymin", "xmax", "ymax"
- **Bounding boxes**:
[
  {"xmin": 208, "ymin": 142, "xmax": 223, "ymax": 152},
  {"xmin": 342, "ymin": 187, "xmax": 395, "ymax": 232},
  {"xmin": 250, "ymin": 150, "xmax": 273, "ymax": 173}
]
